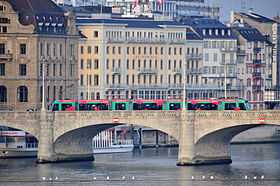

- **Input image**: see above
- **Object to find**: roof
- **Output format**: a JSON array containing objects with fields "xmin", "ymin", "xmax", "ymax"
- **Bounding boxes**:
[
  {"xmin": 240, "ymin": 12, "xmax": 276, "ymax": 23},
  {"xmin": 76, "ymin": 18, "xmax": 185, "ymax": 29},
  {"xmin": 6, "ymin": 0, "xmax": 67, "ymax": 35},
  {"xmin": 180, "ymin": 18, "xmax": 237, "ymax": 39},
  {"xmin": 234, "ymin": 27, "xmax": 268, "ymax": 42},
  {"xmin": 7, "ymin": 0, "xmax": 63, "ymax": 15}
]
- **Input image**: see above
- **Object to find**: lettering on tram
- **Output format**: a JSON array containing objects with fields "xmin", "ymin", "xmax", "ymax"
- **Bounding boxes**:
[{"xmin": 51, "ymin": 98, "xmax": 251, "ymax": 111}]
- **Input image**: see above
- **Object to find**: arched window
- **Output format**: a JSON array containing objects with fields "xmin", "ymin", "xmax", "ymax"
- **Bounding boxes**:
[
  {"xmin": 17, "ymin": 86, "xmax": 28, "ymax": 102},
  {"xmin": 0, "ymin": 86, "xmax": 7, "ymax": 102},
  {"xmin": 247, "ymin": 91, "xmax": 251, "ymax": 101}
]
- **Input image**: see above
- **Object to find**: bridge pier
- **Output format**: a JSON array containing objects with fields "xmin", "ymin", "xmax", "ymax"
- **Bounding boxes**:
[
  {"xmin": 177, "ymin": 112, "xmax": 233, "ymax": 166},
  {"xmin": 177, "ymin": 111, "xmax": 196, "ymax": 166},
  {"xmin": 37, "ymin": 111, "xmax": 57, "ymax": 163}
]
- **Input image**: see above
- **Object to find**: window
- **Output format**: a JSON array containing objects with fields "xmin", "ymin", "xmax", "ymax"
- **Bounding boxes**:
[
  {"xmin": 80, "ymin": 46, "xmax": 84, "ymax": 54},
  {"xmin": 17, "ymin": 86, "xmax": 28, "ymax": 102},
  {"xmin": 93, "ymin": 31, "xmax": 98, "ymax": 38},
  {"xmin": 87, "ymin": 59, "xmax": 92, "ymax": 69},
  {"xmin": 19, "ymin": 64, "xmax": 27, "ymax": 76},
  {"xmin": 94, "ymin": 46, "xmax": 98, "ymax": 54},
  {"xmin": 0, "ymin": 43, "xmax": 5, "ymax": 54},
  {"xmin": 0, "ymin": 86, "xmax": 7, "ymax": 102},
  {"xmin": 94, "ymin": 59, "xmax": 99, "ymax": 69},
  {"xmin": 0, "ymin": 63, "xmax": 5, "ymax": 76},
  {"xmin": 94, "ymin": 75, "xmax": 99, "ymax": 86},
  {"xmin": 87, "ymin": 46, "xmax": 91, "ymax": 54},
  {"xmin": 80, "ymin": 75, "xmax": 84, "ymax": 86},
  {"xmin": 80, "ymin": 59, "xmax": 84, "ymax": 69}
]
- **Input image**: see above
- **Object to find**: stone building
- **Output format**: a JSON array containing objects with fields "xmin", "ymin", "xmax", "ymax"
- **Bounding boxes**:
[
  {"xmin": 76, "ymin": 18, "xmax": 205, "ymax": 100},
  {"xmin": 232, "ymin": 26, "xmax": 273, "ymax": 109},
  {"xmin": 0, "ymin": 0, "xmax": 79, "ymax": 111}
]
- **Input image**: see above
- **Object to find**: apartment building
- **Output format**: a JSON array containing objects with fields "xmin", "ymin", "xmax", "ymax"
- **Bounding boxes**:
[
  {"xmin": 77, "ymin": 18, "xmax": 205, "ymax": 100},
  {"xmin": 181, "ymin": 18, "xmax": 239, "ymax": 98},
  {"xmin": 0, "ymin": 0, "xmax": 79, "ymax": 111},
  {"xmin": 231, "ymin": 11, "xmax": 279, "ymax": 90},
  {"xmin": 233, "ymin": 26, "xmax": 273, "ymax": 109}
]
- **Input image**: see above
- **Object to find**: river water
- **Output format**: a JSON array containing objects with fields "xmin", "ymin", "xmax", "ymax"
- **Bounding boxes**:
[{"xmin": 0, "ymin": 143, "xmax": 280, "ymax": 186}]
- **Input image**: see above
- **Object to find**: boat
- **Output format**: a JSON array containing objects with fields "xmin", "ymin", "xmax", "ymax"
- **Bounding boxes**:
[
  {"xmin": 92, "ymin": 128, "xmax": 134, "ymax": 154},
  {"xmin": 0, "ymin": 130, "xmax": 38, "ymax": 158},
  {"xmin": 0, "ymin": 127, "xmax": 134, "ymax": 158}
]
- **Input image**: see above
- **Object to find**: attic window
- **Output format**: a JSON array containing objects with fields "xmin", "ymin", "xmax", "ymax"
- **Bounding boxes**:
[
  {"xmin": 0, "ymin": 5, "xmax": 6, "ymax": 12},
  {"xmin": 228, "ymin": 30, "xmax": 231, "ymax": 36},
  {"xmin": 221, "ymin": 29, "xmax": 225, "ymax": 36},
  {"xmin": 209, "ymin": 29, "xmax": 212, "ymax": 36},
  {"xmin": 215, "ymin": 29, "xmax": 218, "ymax": 36},
  {"xmin": 202, "ymin": 29, "xmax": 206, "ymax": 36}
]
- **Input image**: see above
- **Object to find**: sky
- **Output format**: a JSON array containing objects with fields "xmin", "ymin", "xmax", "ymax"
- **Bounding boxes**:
[{"xmin": 205, "ymin": 0, "xmax": 280, "ymax": 21}]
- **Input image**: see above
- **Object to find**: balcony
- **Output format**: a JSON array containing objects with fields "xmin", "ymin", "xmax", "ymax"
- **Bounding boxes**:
[
  {"xmin": 173, "ymin": 69, "xmax": 182, "ymax": 74},
  {"xmin": 186, "ymin": 68, "xmax": 202, "ymax": 74},
  {"xmin": 220, "ymin": 47, "xmax": 237, "ymax": 52},
  {"xmin": 107, "ymin": 84, "xmax": 128, "ymax": 90},
  {"xmin": 107, "ymin": 38, "xmax": 124, "ymax": 43},
  {"xmin": 0, "ymin": 53, "xmax": 13, "ymax": 62},
  {"xmin": 186, "ymin": 54, "xmax": 203, "ymax": 60},
  {"xmin": 253, "ymin": 59, "xmax": 262, "ymax": 65},
  {"xmin": 252, "ymin": 85, "xmax": 262, "ymax": 92},
  {"xmin": 138, "ymin": 68, "xmax": 158, "ymax": 74},
  {"xmin": 252, "ymin": 72, "xmax": 262, "ymax": 77},
  {"xmin": 112, "ymin": 68, "xmax": 121, "ymax": 74},
  {"xmin": 237, "ymin": 49, "xmax": 246, "ymax": 56},
  {"xmin": 253, "ymin": 47, "xmax": 261, "ymax": 53}
]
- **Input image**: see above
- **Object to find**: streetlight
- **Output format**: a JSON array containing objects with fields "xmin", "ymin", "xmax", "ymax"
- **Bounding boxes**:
[
  {"xmin": 182, "ymin": 54, "xmax": 187, "ymax": 111},
  {"xmin": 224, "ymin": 62, "xmax": 227, "ymax": 99},
  {"xmin": 41, "ymin": 60, "xmax": 46, "ymax": 111}
]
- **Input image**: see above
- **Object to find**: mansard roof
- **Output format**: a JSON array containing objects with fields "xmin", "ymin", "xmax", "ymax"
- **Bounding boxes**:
[
  {"xmin": 6, "ymin": 0, "xmax": 67, "ymax": 35},
  {"xmin": 234, "ymin": 27, "xmax": 270, "ymax": 42}
]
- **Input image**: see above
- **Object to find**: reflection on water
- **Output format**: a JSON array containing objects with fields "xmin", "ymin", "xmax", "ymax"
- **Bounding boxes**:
[{"xmin": 1, "ymin": 143, "xmax": 280, "ymax": 185}]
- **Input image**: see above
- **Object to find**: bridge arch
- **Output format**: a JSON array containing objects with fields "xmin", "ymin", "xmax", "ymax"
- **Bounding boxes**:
[{"xmin": 53, "ymin": 120, "xmax": 179, "ymax": 155}]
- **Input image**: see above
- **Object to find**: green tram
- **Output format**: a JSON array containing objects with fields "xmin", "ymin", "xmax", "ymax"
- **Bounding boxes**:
[{"xmin": 51, "ymin": 98, "xmax": 250, "ymax": 111}]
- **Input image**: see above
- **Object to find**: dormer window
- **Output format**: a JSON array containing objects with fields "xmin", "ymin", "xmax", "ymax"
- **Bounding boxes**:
[
  {"xmin": 209, "ymin": 29, "xmax": 212, "ymax": 36},
  {"xmin": 215, "ymin": 29, "xmax": 218, "ymax": 36},
  {"xmin": 202, "ymin": 29, "xmax": 206, "ymax": 36},
  {"xmin": 221, "ymin": 29, "xmax": 225, "ymax": 36},
  {"xmin": 0, "ymin": 5, "xmax": 6, "ymax": 12},
  {"xmin": 228, "ymin": 30, "xmax": 231, "ymax": 36}
]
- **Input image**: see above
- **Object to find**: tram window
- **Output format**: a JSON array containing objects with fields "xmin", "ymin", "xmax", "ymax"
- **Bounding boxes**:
[
  {"xmin": 61, "ymin": 103, "xmax": 74, "ymax": 111},
  {"xmin": 169, "ymin": 103, "xmax": 181, "ymax": 110},
  {"xmin": 195, "ymin": 103, "xmax": 218, "ymax": 110},
  {"xmin": 52, "ymin": 104, "xmax": 59, "ymax": 111},
  {"xmin": 239, "ymin": 103, "xmax": 246, "ymax": 110},
  {"xmin": 187, "ymin": 103, "xmax": 195, "ymax": 110},
  {"xmin": 224, "ymin": 103, "xmax": 237, "ymax": 110},
  {"xmin": 115, "ymin": 103, "xmax": 126, "ymax": 110}
]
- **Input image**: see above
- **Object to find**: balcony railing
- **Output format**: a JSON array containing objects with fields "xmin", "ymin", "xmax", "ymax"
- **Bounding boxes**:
[
  {"xmin": 253, "ymin": 59, "xmax": 262, "ymax": 65},
  {"xmin": 0, "ymin": 53, "xmax": 13, "ymax": 61},
  {"xmin": 253, "ymin": 47, "xmax": 261, "ymax": 53},
  {"xmin": 112, "ymin": 68, "xmax": 121, "ymax": 74},
  {"xmin": 186, "ymin": 54, "xmax": 203, "ymax": 60},
  {"xmin": 252, "ymin": 72, "xmax": 262, "ymax": 77},
  {"xmin": 252, "ymin": 85, "xmax": 262, "ymax": 91},
  {"xmin": 220, "ymin": 47, "xmax": 237, "ymax": 52},
  {"xmin": 138, "ymin": 68, "xmax": 158, "ymax": 74}
]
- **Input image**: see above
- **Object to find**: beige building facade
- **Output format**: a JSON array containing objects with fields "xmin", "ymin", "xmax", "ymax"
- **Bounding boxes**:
[
  {"xmin": 0, "ymin": 0, "xmax": 79, "ymax": 111},
  {"xmin": 77, "ymin": 18, "xmax": 205, "ymax": 100}
]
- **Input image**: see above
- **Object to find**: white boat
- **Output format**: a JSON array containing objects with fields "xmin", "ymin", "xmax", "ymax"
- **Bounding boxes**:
[
  {"xmin": 0, "ymin": 131, "xmax": 37, "ymax": 158},
  {"xmin": 0, "ymin": 128, "xmax": 134, "ymax": 158},
  {"xmin": 92, "ymin": 128, "xmax": 134, "ymax": 154}
]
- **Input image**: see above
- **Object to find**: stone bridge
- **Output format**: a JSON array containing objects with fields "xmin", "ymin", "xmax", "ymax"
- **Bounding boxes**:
[{"xmin": 0, "ymin": 110, "xmax": 279, "ymax": 165}]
